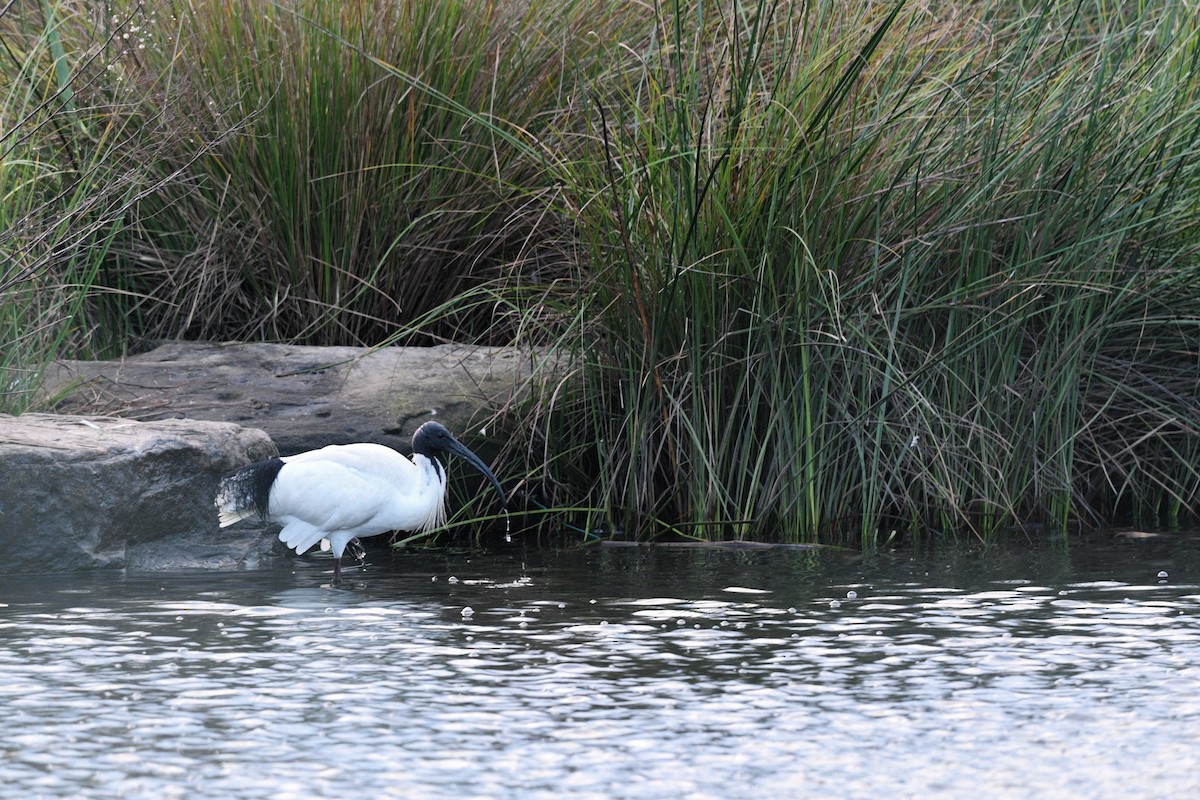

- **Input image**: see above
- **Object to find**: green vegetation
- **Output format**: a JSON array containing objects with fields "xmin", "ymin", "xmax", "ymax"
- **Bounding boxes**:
[{"xmin": 3, "ymin": 0, "xmax": 1199, "ymax": 544}]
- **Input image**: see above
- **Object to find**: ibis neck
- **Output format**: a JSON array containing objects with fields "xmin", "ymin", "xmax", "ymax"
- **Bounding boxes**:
[
  {"xmin": 410, "ymin": 453, "xmax": 449, "ymax": 531},
  {"xmin": 413, "ymin": 453, "xmax": 446, "ymax": 486}
]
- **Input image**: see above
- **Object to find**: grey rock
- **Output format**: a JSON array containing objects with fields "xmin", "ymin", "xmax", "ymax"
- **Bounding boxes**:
[
  {"xmin": 0, "ymin": 414, "xmax": 279, "ymax": 573},
  {"xmin": 42, "ymin": 341, "xmax": 555, "ymax": 455}
]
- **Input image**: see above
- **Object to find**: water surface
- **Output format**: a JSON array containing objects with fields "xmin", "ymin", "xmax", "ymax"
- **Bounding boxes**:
[{"xmin": 2, "ymin": 535, "xmax": 1199, "ymax": 798}]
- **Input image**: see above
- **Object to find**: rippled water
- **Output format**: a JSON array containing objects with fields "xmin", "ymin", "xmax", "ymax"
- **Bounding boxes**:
[{"xmin": 3, "ymin": 535, "xmax": 1200, "ymax": 799}]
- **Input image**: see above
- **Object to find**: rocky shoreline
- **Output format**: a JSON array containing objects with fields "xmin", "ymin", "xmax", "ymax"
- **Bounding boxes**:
[{"xmin": 1, "ymin": 342, "xmax": 555, "ymax": 573}]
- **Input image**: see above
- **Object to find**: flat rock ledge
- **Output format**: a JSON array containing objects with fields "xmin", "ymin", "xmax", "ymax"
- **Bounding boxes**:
[
  {"xmin": 42, "ymin": 341, "xmax": 557, "ymax": 454},
  {"xmin": 0, "ymin": 414, "xmax": 279, "ymax": 573}
]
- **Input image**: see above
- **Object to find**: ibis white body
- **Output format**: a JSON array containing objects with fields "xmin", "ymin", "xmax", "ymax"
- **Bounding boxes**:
[
  {"xmin": 268, "ymin": 442, "xmax": 447, "ymax": 561},
  {"xmin": 216, "ymin": 421, "xmax": 505, "ymax": 582}
]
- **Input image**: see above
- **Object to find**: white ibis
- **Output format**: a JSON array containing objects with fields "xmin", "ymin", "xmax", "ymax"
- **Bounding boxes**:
[{"xmin": 215, "ymin": 421, "xmax": 505, "ymax": 583}]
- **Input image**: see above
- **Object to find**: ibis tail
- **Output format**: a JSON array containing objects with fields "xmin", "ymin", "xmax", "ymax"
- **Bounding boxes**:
[{"xmin": 215, "ymin": 458, "xmax": 284, "ymax": 528}]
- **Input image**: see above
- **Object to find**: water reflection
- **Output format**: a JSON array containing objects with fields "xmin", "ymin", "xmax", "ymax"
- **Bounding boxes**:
[{"xmin": 2, "ymin": 536, "xmax": 1199, "ymax": 798}]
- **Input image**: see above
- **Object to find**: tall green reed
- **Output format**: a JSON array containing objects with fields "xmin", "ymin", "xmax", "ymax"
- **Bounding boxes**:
[
  {"xmin": 531, "ymin": 0, "xmax": 1200, "ymax": 543},
  {"xmin": 1, "ymin": 1, "xmax": 138, "ymax": 412},
  {"xmin": 97, "ymin": 0, "xmax": 610, "ymax": 346}
]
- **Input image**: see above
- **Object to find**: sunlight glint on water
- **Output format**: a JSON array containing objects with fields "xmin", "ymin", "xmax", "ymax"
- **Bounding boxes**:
[{"xmin": 2, "ymin": 539, "xmax": 1200, "ymax": 799}]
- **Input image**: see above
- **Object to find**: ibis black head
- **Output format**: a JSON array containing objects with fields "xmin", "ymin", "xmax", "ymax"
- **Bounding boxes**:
[{"xmin": 413, "ymin": 421, "xmax": 506, "ymax": 508}]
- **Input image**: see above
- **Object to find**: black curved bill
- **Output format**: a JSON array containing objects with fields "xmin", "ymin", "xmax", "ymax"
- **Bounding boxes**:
[{"xmin": 446, "ymin": 439, "xmax": 507, "ymax": 509}]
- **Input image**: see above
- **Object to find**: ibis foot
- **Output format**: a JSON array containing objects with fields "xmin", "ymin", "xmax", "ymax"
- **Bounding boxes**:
[{"xmin": 348, "ymin": 537, "xmax": 367, "ymax": 567}]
